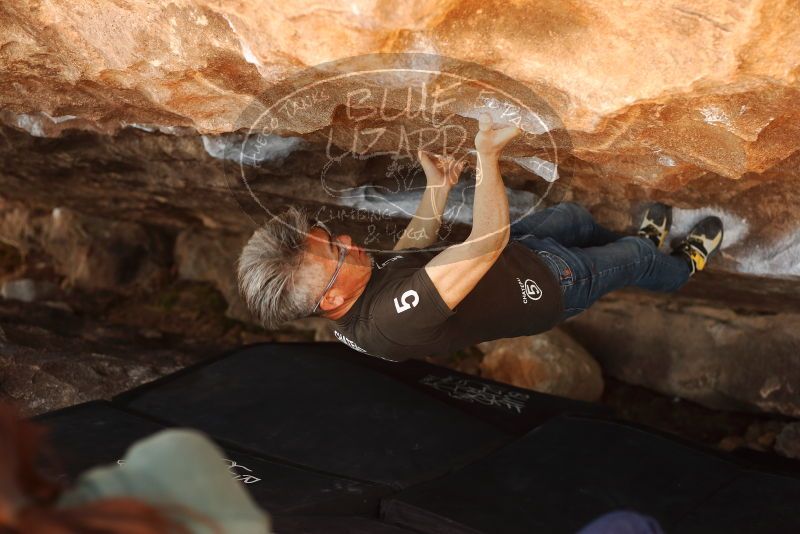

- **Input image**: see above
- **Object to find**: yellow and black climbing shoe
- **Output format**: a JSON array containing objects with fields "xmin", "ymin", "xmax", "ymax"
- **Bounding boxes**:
[
  {"xmin": 673, "ymin": 216, "xmax": 724, "ymax": 275},
  {"xmin": 637, "ymin": 202, "xmax": 673, "ymax": 248}
]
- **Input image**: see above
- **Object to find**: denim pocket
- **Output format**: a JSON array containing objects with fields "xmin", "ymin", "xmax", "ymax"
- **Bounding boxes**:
[{"xmin": 536, "ymin": 250, "xmax": 575, "ymax": 290}]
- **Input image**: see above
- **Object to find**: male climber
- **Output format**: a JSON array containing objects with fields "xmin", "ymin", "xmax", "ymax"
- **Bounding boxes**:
[{"xmin": 237, "ymin": 113, "xmax": 724, "ymax": 361}]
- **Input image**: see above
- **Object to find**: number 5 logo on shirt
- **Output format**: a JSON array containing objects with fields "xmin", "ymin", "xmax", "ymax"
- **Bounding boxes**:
[{"xmin": 394, "ymin": 290, "xmax": 419, "ymax": 313}]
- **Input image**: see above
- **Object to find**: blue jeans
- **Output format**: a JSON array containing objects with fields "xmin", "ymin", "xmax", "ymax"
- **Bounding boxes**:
[{"xmin": 510, "ymin": 202, "xmax": 690, "ymax": 321}]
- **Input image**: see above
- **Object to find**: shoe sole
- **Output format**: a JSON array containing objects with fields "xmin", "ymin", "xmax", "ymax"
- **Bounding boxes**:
[
  {"xmin": 639, "ymin": 203, "xmax": 673, "ymax": 248},
  {"xmin": 684, "ymin": 217, "xmax": 724, "ymax": 273}
]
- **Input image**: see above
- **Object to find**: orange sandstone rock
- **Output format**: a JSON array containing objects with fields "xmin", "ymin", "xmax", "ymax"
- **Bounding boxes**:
[
  {"xmin": 2, "ymin": 0, "xmax": 798, "ymax": 183},
  {"xmin": 478, "ymin": 329, "xmax": 604, "ymax": 402}
]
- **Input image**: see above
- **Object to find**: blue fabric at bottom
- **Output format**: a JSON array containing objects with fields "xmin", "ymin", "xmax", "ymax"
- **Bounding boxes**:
[{"xmin": 576, "ymin": 511, "xmax": 664, "ymax": 534}]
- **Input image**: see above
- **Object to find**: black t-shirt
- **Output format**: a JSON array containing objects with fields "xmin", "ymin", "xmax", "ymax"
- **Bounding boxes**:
[{"xmin": 332, "ymin": 240, "xmax": 563, "ymax": 361}]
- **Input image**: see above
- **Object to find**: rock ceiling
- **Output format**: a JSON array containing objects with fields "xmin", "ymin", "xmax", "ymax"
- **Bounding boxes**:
[{"xmin": 1, "ymin": 0, "xmax": 799, "ymax": 276}]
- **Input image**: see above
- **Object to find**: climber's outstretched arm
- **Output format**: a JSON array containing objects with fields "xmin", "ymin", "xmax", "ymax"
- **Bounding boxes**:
[
  {"xmin": 424, "ymin": 113, "xmax": 520, "ymax": 310},
  {"xmin": 393, "ymin": 150, "xmax": 465, "ymax": 251}
]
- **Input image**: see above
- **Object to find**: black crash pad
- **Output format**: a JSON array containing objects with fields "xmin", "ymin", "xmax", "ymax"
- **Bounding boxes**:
[
  {"xmin": 673, "ymin": 471, "xmax": 800, "ymax": 533},
  {"xmin": 37, "ymin": 401, "xmax": 387, "ymax": 515},
  {"xmin": 381, "ymin": 416, "xmax": 777, "ymax": 534},
  {"xmin": 313, "ymin": 343, "xmax": 609, "ymax": 435},
  {"xmin": 271, "ymin": 516, "xmax": 417, "ymax": 534},
  {"xmin": 116, "ymin": 342, "xmax": 510, "ymax": 488},
  {"xmin": 384, "ymin": 358, "xmax": 610, "ymax": 435}
]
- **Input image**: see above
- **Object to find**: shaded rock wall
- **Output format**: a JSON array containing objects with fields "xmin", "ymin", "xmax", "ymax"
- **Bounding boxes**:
[
  {"xmin": 564, "ymin": 290, "xmax": 800, "ymax": 417},
  {"xmin": 1, "ymin": 1, "xmax": 799, "ymax": 416},
  {"xmin": 0, "ymin": 299, "xmax": 201, "ymax": 415}
]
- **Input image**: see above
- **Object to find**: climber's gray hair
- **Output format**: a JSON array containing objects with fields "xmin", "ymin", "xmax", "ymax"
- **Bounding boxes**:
[{"xmin": 237, "ymin": 207, "xmax": 326, "ymax": 328}]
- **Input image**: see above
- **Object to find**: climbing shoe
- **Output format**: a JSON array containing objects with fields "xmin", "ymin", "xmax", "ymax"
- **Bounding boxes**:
[
  {"xmin": 673, "ymin": 216, "xmax": 724, "ymax": 275},
  {"xmin": 637, "ymin": 202, "xmax": 672, "ymax": 248}
]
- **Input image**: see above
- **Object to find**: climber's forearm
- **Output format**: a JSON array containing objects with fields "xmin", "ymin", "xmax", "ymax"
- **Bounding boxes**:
[{"xmin": 393, "ymin": 183, "xmax": 451, "ymax": 250}]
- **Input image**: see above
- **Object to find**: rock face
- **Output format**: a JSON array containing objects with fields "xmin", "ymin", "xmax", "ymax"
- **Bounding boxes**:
[
  {"xmin": 0, "ymin": 278, "xmax": 57, "ymax": 302},
  {"xmin": 44, "ymin": 208, "xmax": 172, "ymax": 292},
  {"xmin": 776, "ymin": 423, "xmax": 800, "ymax": 460},
  {"xmin": 1, "ymin": 1, "xmax": 799, "ymax": 277},
  {"xmin": 0, "ymin": 202, "xmax": 171, "ymax": 293},
  {"xmin": 0, "ymin": 299, "xmax": 202, "ymax": 415},
  {"xmin": 3, "ymin": 0, "xmax": 799, "ymax": 146},
  {"xmin": 478, "ymin": 329, "xmax": 604, "ymax": 402},
  {"xmin": 1, "ymin": 2, "xmax": 799, "ymax": 418},
  {"xmin": 563, "ymin": 290, "xmax": 800, "ymax": 417},
  {"xmin": 174, "ymin": 229, "xmax": 249, "ymax": 321}
]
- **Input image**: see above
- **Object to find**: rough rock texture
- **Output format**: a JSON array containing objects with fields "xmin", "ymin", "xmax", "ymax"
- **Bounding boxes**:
[
  {"xmin": 174, "ymin": 228, "xmax": 249, "ymax": 320},
  {"xmin": 563, "ymin": 289, "xmax": 800, "ymax": 417},
  {"xmin": 1, "ymin": 2, "xmax": 799, "ymax": 276},
  {"xmin": 478, "ymin": 329, "xmax": 604, "ymax": 402},
  {"xmin": 0, "ymin": 299, "xmax": 202, "ymax": 415},
  {"xmin": 3, "ymin": 0, "xmax": 799, "ymax": 143},
  {"xmin": 0, "ymin": 278, "xmax": 57, "ymax": 303},
  {"xmin": 1, "ymin": 1, "xmax": 799, "ymax": 418},
  {"xmin": 776, "ymin": 423, "xmax": 800, "ymax": 460},
  {"xmin": 44, "ymin": 208, "xmax": 172, "ymax": 292},
  {"xmin": 0, "ymin": 202, "xmax": 172, "ymax": 293},
  {"xmin": 2, "ymin": 0, "xmax": 799, "ymax": 224}
]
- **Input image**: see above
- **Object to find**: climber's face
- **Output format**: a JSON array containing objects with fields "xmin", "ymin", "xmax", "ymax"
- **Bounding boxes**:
[{"xmin": 304, "ymin": 224, "xmax": 372, "ymax": 314}]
